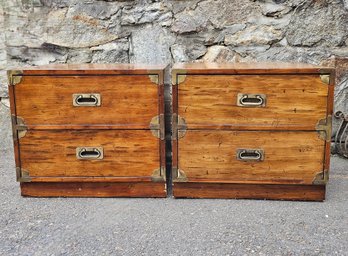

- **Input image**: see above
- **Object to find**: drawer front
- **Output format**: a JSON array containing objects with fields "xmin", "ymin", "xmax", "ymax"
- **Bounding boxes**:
[
  {"xmin": 177, "ymin": 131, "xmax": 325, "ymax": 185},
  {"xmin": 18, "ymin": 130, "xmax": 160, "ymax": 181},
  {"xmin": 13, "ymin": 75, "xmax": 158, "ymax": 127},
  {"xmin": 177, "ymin": 75, "xmax": 328, "ymax": 129}
]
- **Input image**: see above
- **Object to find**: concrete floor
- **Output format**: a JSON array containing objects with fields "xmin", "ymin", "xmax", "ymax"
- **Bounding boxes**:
[{"xmin": 0, "ymin": 146, "xmax": 347, "ymax": 255}]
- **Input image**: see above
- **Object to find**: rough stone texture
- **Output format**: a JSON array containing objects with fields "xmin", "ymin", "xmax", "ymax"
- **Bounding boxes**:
[
  {"xmin": 0, "ymin": 0, "xmax": 348, "ymax": 133},
  {"xmin": 286, "ymin": 1, "xmax": 348, "ymax": 47}
]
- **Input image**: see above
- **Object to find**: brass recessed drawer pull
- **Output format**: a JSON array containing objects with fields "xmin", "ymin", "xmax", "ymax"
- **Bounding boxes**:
[
  {"xmin": 76, "ymin": 147, "xmax": 104, "ymax": 160},
  {"xmin": 73, "ymin": 93, "xmax": 101, "ymax": 106},
  {"xmin": 237, "ymin": 93, "xmax": 266, "ymax": 107},
  {"xmin": 236, "ymin": 149, "xmax": 264, "ymax": 161}
]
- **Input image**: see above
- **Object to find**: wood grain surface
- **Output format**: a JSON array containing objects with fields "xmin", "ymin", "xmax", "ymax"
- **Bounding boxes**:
[
  {"xmin": 178, "ymin": 75, "xmax": 328, "ymax": 129},
  {"xmin": 178, "ymin": 131, "xmax": 324, "ymax": 185},
  {"xmin": 173, "ymin": 62, "xmax": 334, "ymax": 75},
  {"xmin": 173, "ymin": 183, "xmax": 325, "ymax": 201},
  {"xmin": 19, "ymin": 130, "xmax": 159, "ymax": 178},
  {"xmin": 14, "ymin": 75, "xmax": 158, "ymax": 128},
  {"xmin": 21, "ymin": 182, "xmax": 166, "ymax": 197}
]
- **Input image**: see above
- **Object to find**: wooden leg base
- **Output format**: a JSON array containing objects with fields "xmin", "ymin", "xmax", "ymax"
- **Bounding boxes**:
[
  {"xmin": 173, "ymin": 183, "xmax": 325, "ymax": 201},
  {"xmin": 21, "ymin": 182, "xmax": 167, "ymax": 198}
]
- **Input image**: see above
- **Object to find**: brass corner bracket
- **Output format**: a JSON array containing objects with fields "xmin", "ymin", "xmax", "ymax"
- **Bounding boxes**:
[
  {"xmin": 151, "ymin": 167, "xmax": 166, "ymax": 182},
  {"xmin": 320, "ymin": 74, "xmax": 330, "ymax": 85},
  {"xmin": 172, "ymin": 69, "xmax": 187, "ymax": 85},
  {"xmin": 11, "ymin": 115, "xmax": 28, "ymax": 140},
  {"xmin": 149, "ymin": 114, "xmax": 165, "ymax": 140},
  {"xmin": 16, "ymin": 167, "xmax": 31, "ymax": 182},
  {"xmin": 7, "ymin": 70, "xmax": 23, "ymax": 86},
  {"xmin": 312, "ymin": 170, "xmax": 329, "ymax": 185},
  {"xmin": 148, "ymin": 71, "xmax": 164, "ymax": 85},
  {"xmin": 316, "ymin": 115, "xmax": 332, "ymax": 142},
  {"xmin": 172, "ymin": 168, "xmax": 188, "ymax": 182},
  {"xmin": 172, "ymin": 114, "xmax": 187, "ymax": 140}
]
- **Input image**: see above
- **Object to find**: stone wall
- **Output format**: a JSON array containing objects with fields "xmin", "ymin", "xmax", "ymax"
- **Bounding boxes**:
[{"xmin": 0, "ymin": 0, "xmax": 348, "ymax": 138}]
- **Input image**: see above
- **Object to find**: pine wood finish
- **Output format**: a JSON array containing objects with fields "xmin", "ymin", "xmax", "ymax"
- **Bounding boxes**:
[
  {"xmin": 20, "ymin": 130, "xmax": 159, "ymax": 179},
  {"xmin": 173, "ymin": 183, "xmax": 325, "ymax": 201},
  {"xmin": 178, "ymin": 75, "xmax": 328, "ymax": 129},
  {"xmin": 9, "ymin": 64, "xmax": 166, "ymax": 197},
  {"xmin": 14, "ymin": 76, "xmax": 158, "ymax": 128},
  {"xmin": 172, "ymin": 62, "xmax": 335, "ymax": 201},
  {"xmin": 179, "ymin": 131, "xmax": 324, "ymax": 184},
  {"xmin": 21, "ymin": 182, "xmax": 166, "ymax": 198}
]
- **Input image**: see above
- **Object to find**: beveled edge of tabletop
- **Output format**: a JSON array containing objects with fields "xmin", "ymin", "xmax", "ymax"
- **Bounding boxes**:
[{"xmin": 172, "ymin": 62, "xmax": 335, "ymax": 75}]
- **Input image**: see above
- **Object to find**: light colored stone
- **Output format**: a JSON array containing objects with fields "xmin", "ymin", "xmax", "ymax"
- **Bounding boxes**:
[
  {"xmin": 121, "ymin": 2, "xmax": 170, "ymax": 25},
  {"xmin": 225, "ymin": 25, "xmax": 283, "ymax": 46},
  {"xmin": 202, "ymin": 46, "xmax": 238, "ymax": 63},
  {"xmin": 66, "ymin": 49, "xmax": 92, "ymax": 63},
  {"xmin": 91, "ymin": 40, "xmax": 129, "ymax": 63},
  {"xmin": 344, "ymin": 0, "xmax": 348, "ymax": 10},
  {"xmin": 171, "ymin": 9, "xmax": 207, "ymax": 34},
  {"xmin": 170, "ymin": 44, "xmax": 189, "ymax": 62},
  {"xmin": 72, "ymin": 1, "xmax": 121, "ymax": 20},
  {"xmin": 214, "ymin": 24, "xmax": 247, "ymax": 44},
  {"xmin": 0, "ymin": 98, "xmax": 12, "ymax": 151},
  {"xmin": 7, "ymin": 46, "xmax": 67, "ymax": 66},
  {"xmin": 43, "ymin": 8, "xmax": 119, "ymax": 48},
  {"xmin": 286, "ymin": 1, "xmax": 348, "ymax": 47},
  {"xmin": 130, "ymin": 25, "xmax": 175, "ymax": 65},
  {"xmin": 172, "ymin": 1, "xmax": 259, "ymax": 33},
  {"xmin": 261, "ymin": 2, "xmax": 291, "ymax": 18}
]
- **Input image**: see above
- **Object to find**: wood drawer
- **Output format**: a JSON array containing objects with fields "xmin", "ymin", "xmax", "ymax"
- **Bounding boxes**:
[
  {"xmin": 12, "ymin": 75, "xmax": 159, "ymax": 128},
  {"xmin": 177, "ymin": 75, "xmax": 328, "ymax": 129},
  {"xmin": 177, "ymin": 131, "xmax": 325, "ymax": 185},
  {"xmin": 17, "ymin": 130, "xmax": 162, "ymax": 182}
]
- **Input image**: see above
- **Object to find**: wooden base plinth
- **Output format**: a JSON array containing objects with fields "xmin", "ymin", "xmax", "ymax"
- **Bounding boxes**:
[
  {"xmin": 173, "ymin": 183, "xmax": 325, "ymax": 201},
  {"xmin": 21, "ymin": 182, "xmax": 167, "ymax": 198}
]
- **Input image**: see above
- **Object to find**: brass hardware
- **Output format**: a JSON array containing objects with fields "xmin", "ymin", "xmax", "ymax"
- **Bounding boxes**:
[
  {"xmin": 312, "ymin": 170, "xmax": 329, "ymax": 185},
  {"xmin": 11, "ymin": 115, "xmax": 27, "ymax": 141},
  {"xmin": 149, "ymin": 75, "xmax": 159, "ymax": 84},
  {"xmin": 151, "ymin": 167, "xmax": 166, "ymax": 182},
  {"xmin": 149, "ymin": 114, "xmax": 165, "ymax": 140},
  {"xmin": 316, "ymin": 115, "xmax": 332, "ymax": 142},
  {"xmin": 320, "ymin": 74, "xmax": 330, "ymax": 85},
  {"xmin": 16, "ymin": 167, "xmax": 31, "ymax": 182},
  {"xmin": 7, "ymin": 70, "xmax": 23, "ymax": 86},
  {"xmin": 148, "ymin": 70, "xmax": 164, "ymax": 85},
  {"xmin": 236, "ymin": 149, "xmax": 265, "ymax": 161},
  {"xmin": 237, "ymin": 93, "xmax": 266, "ymax": 107},
  {"xmin": 73, "ymin": 93, "xmax": 101, "ymax": 107},
  {"xmin": 76, "ymin": 147, "xmax": 104, "ymax": 160},
  {"xmin": 172, "ymin": 114, "xmax": 187, "ymax": 140},
  {"xmin": 173, "ymin": 168, "xmax": 188, "ymax": 182},
  {"xmin": 172, "ymin": 69, "xmax": 187, "ymax": 85}
]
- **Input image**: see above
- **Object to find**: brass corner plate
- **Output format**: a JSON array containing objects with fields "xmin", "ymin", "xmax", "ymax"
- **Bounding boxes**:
[
  {"xmin": 312, "ymin": 170, "xmax": 329, "ymax": 185},
  {"xmin": 151, "ymin": 167, "xmax": 166, "ymax": 182},
  {"xmin": 172, "ymin": 168, "xmax": 188, "ymax": 182},
  {"xmin": 148, "ymin": 70, "xmax": 164, "ymax": 85},
  {"xmin": 320, "ymin": 74, "xmax": 330, "ymax": 85},
  {"xmin": 11, "ymin": 115, "xmax": 28, "ymax": 140},
  {"xmin": 316, "ymin": 115, "xmax": 332, "ymax": 141},
  {"xmin": 172, "ymin": 69, "xmax": 187, "ymax": 85},
  {"xmin": 149, "ymin": 114, "xmax": 164, "ymax": 140},
  {"xmin": 16, "ymin": 167, "xmax": 31, "ymax": 182},
  {"xmin": 7, "ymin": 70, "xmax": 23, "ymax": 86},
  {"xmin": 172, "ymin": 114, "xmax": 187, "ymax": 140}
]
